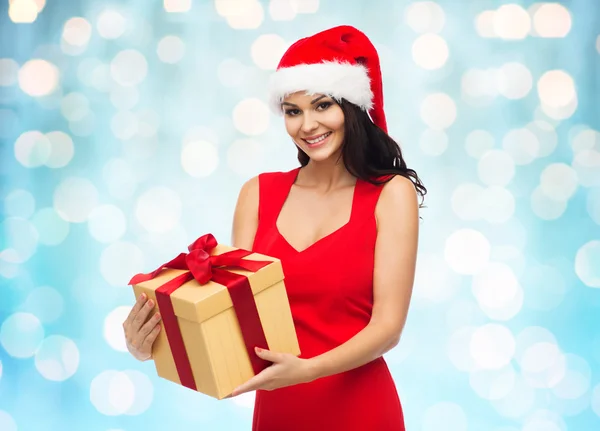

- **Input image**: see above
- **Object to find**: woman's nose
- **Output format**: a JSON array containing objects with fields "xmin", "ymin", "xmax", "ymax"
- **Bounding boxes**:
[{"xmin": 301, "ymin": 113, "xmax": 318, "ymax": 133}]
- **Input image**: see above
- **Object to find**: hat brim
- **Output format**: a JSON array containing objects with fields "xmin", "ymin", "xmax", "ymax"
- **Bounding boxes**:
[{"xmin": 268, "ymin": 61, "xmax": 373, "ymax": 115}]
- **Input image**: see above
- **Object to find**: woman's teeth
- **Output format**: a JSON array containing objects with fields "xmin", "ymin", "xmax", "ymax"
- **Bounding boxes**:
[{"xmin": 305, "ymin": 132, "xmax": 331, "ymax": 144}]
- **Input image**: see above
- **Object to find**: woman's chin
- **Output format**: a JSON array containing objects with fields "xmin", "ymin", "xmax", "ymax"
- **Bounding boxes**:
[{"xmin": 304, "ymin": 150, "xmax": 340, "ymax": 163}]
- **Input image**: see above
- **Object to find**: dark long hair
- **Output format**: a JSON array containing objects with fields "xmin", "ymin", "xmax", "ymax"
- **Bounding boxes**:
[{"xmin": 297, "ymin": 99, "xmax": 428, "ymax": 209}]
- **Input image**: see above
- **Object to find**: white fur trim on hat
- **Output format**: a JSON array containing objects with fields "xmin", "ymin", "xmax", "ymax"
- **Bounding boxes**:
[{"xmin": 268, "ymin": 61, "xmax": 373, "ymax": 114}]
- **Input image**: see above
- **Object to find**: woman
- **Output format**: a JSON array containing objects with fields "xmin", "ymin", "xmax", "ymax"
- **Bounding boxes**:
[{"xmin": 123, "ymin": 25, "xmax": 426, "ymax": 430}]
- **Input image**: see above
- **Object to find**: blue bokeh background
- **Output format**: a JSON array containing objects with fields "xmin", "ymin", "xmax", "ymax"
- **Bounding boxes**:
[{"xmin": 1, "ymin": 0, "xmax": 600, "ymax": 430}]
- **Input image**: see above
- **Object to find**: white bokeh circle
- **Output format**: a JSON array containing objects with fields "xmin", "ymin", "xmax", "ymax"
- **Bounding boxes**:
[
  {"xmin": 22, "ymin": 286, "xmax": 64, "ymax": 323},
  {"xmin": 413, "ymin": 253, "xmax": 461, "ymax": 303},
  {"xmin": 420, "ymin": 93, "xmax": 457, "ymax": 130},
  {"xmin": 477, "ymin": 150, "xmax": 515, "ymax": 186},
  {"xmin": 157, "ymin": 35, "xmax": 185, "ymax": 64},
  {"xmin": 97, "ymin": 9, "xmax": 127, "ymax": 39},
  {"xmin": 181, "ymin": 140, "xmax": 219, "ymax": 178},
  {"xmin": 572, "ymin": 149, "xmax": 600, "ymax": 187},
  {"xmin": 14, "ymin": 130, "xmax": 51, "ymax": 167},
  {"xmin": 519, "ymin": 342, "xmax": 566, "ymax": 388},
  {"xmin": 104, "ymin": 306, "xmax": 131, "ymax": 352},
  {"xmin": 481, "ymin": 186, "xmax": 516, "ymax": 224},
  {"xmin": 539, "ymin": 163, "xmax": 578, "ymax": 202},
  {"xmin": 465, "ymin": 129, "xmax": 495, "ymax": 159},
  {"xmin": 110, "ymin": 49, "xmax": 148, "ymax": 87},
  {"xmin": 552, "ymin": 354, "xmax": 591, "ymax": 400},
  {"xmin": 404, "ymin": 1, "xmax": 445, "ymax": 33},
  {"xmin": 491, "ymin": 373, "xmax": 536, "ymax": 418},
  {"xmin": 53, "ymin": 177, "xmax": 99, "ymax": 223},
  {"xmin": 121, "ymin": 370, "xmax": 154, "ymax": 415},
  {"xmin": 502, "ymin": 128, "xmax": 539, "ymax": 165},
  {"xmin": 60, "ymin": 92, "xmax": 89, "ymax": 121},
  {"xmin": 493, "ymin": 4, "xmax": 530, "ymax": 40},
  {"xmin": 469, "ymin": 365, "xmax": 516, "ymax": 400},
  {"xmin": 164, "ymin": 0, "xmax": 191, "ymax": 13},
  {"xmin": 227, "ymin": 138, "xmax": 265, "ymax": 178},
  {"xmin": 62, "ymin": 17, "xmax": 92, "ymax": 47},
  {"xmin": 135, "ymin": 186, "xmax": 182, "ymax": 233},
  {"xmin": 18, "ymin": 59, "xmax": 59, "ymax": 96},
  {"xmin": 90, "ymin": 369, "xmax": 153, "ymax": 416},
  {"xmin": 250, "ymin": 34, "xmax": 289, "ymax": 70},
  {"xmin": 34, "ymin": 335, "xmax": 79, "ymax": 381},
  {"xmin": 219, "ymin": 0, "xmax": 264, "ymax": 29},
  {"xmin": 444, "ymin": 229, "xmax": 491, "ymax": 275},
  {"xmin": 419, "ymin": 129, "xmax": 448, "ymax": 156},
  {"xmin": 470, "ymin": 324, "xmax": 515, "ymax": 370},
  {"xmin": 412, "ymin": 33, "xmax": 449, "ymax": 70},
  {"xmin": 537, "ymin": 70, "xmax": 576, "ymax": 109},
  {"xmin": 532, "ymin": 3, "xmax": 571, "ymax": 38},
  {"xmin": 87, "ymin": 204, "xmax": 127, "ymax": 243},
  {"xmin": 4, "ymin": 189, "xmax": 35, "ymax": 218},
  {"xmin": 451, "ymin": 183, "xmax": 485, "ymax": 221},
  {"xmin": 103, "ymin": 158, "xmax": 138, "ymax": 200},
  {"xmin": 45, "ymin": 130, "xmax": 75, "ymax": 168},
  {"xmin": 1, "ymin": 216, "xmax": 38, "ymax": 263},
  {"xmin": 269, "ymin": 0, "xmax": 296, "ymax": 21},
  {"xmin": 497, "ymin": 62, "xmax": 532, "ymax": 99},
  {"xmin": 575, "ymin": 241, "xmax": 600, "ymax": 288},
  {"xmin": 472, "ymin": 262, "xmax": 523, "ymax": 320},
  {"xmin": 0, "ymin": 312, "xmax": 44, "ymax": 358},
  {"xmin": 31, "ymin": 207, "xmax": 70, "ymax": 246},
  {"xmin": 531, "ymin": 186, "xmax": 567, "ymax": 220},
  {"xmin": 448, "ymin": 326, "xmax": 478, "ymax": 372},
  {"xmin": 0, "ymin": 411, "xmax": 17, "ymax": 431},
  {"xmin": 233, "ymin": 98, "xmax": 270, "ymax": 135},
  {"xmin": 100, "ymin": 241, "xmax": 145, "ymax": 287},
  {"xmin": 90, "ymin": 370, "xmax": 134, "ymax": 416}
]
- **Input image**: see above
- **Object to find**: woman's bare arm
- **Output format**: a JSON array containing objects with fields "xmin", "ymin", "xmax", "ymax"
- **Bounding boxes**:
[{"xmin": 231, "ymin": 176, "xmax": 260, "ymax": 250}]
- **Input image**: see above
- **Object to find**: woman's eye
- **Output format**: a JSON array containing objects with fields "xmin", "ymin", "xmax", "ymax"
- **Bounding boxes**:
[
  {"xmin": 317, "ymin": 102, "xmax": 332, "ymax": 110},
  {"xmin": 284, "ymin": 109, "xmax": 300, "ymax": 116}
]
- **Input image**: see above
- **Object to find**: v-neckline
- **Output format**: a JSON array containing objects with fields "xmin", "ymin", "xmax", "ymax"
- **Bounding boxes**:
[{"xmin": 275, "ymin": 167, "xmax": 360, "ymax": 254}]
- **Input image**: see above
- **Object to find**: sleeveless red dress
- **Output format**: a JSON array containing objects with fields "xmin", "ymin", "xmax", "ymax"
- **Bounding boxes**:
[{"xmin": 251, "ymin": 167, "xmax": 406, "ymax": 431}]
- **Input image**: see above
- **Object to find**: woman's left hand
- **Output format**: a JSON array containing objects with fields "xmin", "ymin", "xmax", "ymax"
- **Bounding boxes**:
[{"xmin": 231, "ymin": 347, "xmax": 316, "ymax": 396}]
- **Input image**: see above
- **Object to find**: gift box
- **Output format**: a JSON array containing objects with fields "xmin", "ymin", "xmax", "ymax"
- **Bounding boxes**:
[{"xmin": 128, "ymin": 233, "xmax": 300, "ymax": 400}]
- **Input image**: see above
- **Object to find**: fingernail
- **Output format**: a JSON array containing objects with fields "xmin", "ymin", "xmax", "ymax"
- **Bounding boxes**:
[
  {"xmin": 156, "ymin": 313, "xmax": 161, "ymax": 320},
  {"xmin": 255, "ymin": 347, "xmax": 262, "ymax": 353},
  {"xmin": 148, "ymin": 300, "xmax": 154, "ymax": 307},
  {"xmin": 141, "ymin": 293, "xmax": 147, "ymax": 300}
]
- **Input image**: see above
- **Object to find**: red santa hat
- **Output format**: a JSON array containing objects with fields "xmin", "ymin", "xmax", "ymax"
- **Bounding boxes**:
[{"xmin": 268, "ymin": 25, "xmax": 388, "ymax": 133}]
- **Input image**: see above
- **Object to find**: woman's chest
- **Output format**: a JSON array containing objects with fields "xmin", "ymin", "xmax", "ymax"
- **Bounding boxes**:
[{"xmin": 255, "ymin": 221, "xmax": 377, "ymax": 305}]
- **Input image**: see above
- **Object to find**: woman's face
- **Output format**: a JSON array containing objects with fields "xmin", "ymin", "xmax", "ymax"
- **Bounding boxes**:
[{"xmin": 281, "ymin": 92, "xmax": 345, "ymax": 163}]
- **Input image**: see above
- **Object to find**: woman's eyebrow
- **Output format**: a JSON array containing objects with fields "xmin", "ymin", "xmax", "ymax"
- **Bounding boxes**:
[
  {"xmin": 310, "ymin": 95, "xmax": 327, "ymax": 104},
  {"xmin": 281, "ymin": 95, "xmax": 328, "ymax": 107}
]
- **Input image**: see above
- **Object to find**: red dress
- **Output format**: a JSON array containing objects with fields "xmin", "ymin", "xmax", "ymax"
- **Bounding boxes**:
[{"xmin": 251, "ymin": 167, "xmax": 405, "ymax": 431}]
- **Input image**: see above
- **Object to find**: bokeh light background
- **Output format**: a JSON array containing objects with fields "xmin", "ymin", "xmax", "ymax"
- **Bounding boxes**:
[{"xmin": 1, "ymin": 0, "xmax": 600, "ymax": 430}]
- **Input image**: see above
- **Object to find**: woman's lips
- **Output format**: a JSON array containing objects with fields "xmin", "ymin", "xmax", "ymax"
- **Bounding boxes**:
[{"xmin": 303, "ymin": 132, "xmax": 332, "ymax": 148}]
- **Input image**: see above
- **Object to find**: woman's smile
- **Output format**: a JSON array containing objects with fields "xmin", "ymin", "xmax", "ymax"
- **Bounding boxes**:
[{"xmin": 302, "ymin": 132, "xmax": 332, "ymax": 148}]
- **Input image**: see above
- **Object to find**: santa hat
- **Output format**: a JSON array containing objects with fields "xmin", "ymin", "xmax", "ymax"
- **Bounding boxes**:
[{"xmin": 268, "ymin": 25, "xmax": 387, "ymax": 133}]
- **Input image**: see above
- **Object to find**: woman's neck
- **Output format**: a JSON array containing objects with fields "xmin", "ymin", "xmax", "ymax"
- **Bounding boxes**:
[{"xmin": 298, "ymin": 158, "xmax": 356, "ymax": 192}]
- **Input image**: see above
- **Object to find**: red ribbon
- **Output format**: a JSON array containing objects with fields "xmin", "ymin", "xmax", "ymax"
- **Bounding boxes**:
[{"xmin": 129, "ymin": 234, "xmax": 273, "ymax": 391}]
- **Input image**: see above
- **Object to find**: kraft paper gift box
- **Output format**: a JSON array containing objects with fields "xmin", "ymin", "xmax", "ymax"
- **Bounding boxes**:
[{"xmin": 128, "ymin": 233, "xmax": 300, "ymax": 400}]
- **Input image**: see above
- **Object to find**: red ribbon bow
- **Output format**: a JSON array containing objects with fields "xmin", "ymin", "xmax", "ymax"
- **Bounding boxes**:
[{"xmin": 129, "ymin": 233, "xmax": 273, "ymax": 391}]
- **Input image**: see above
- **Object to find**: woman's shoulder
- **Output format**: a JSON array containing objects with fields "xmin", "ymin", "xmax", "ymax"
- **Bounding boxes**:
[
  {"xmin": 366, "ymin": 174, "xmax": 418, "ymax": 209},
  {"xmin": 366, "ymin": 172, "xmax": 411, "ymax": 188},
  {"xmin": 257, "ymin": 167, "xmax": 299, "ymax": 183},
  {"xmin": 374, "ymin": 175, "xmax": 419, "ymax": 212}
]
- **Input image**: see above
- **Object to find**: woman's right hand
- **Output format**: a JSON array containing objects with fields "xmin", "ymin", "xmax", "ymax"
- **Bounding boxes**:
[{"xmin": 123, "ymin": 293, "xmax": 162, "ymax": 361}]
